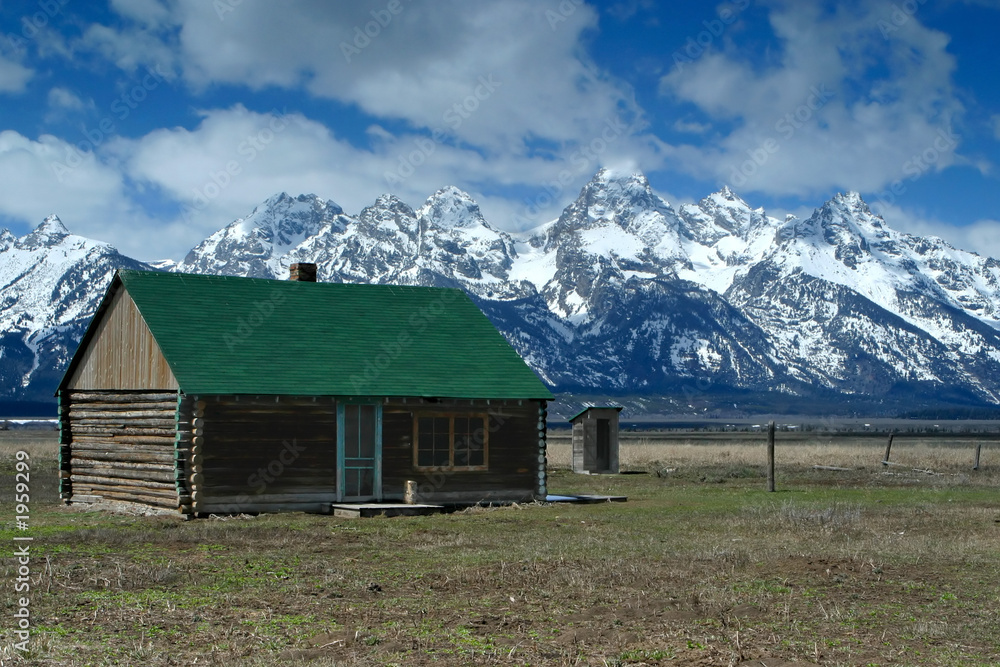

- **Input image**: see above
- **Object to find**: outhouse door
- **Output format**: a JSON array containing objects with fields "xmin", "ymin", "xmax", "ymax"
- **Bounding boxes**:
[
  {"xmin": 337, "ymin": 402, "xmax": 382, "ymax": 501},
  {"xmin": 596, "ymin": 418, "xmax": 611, "ymax": 472}
]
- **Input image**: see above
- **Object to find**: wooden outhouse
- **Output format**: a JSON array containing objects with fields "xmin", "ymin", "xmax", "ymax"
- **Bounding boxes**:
[
  {"xmin": 56, "ymin": 268, "xmax": 552, "ymax": 516},
  {"xmin": 569, "ymin": 406, "xmax": 622, "ymax": 474}
]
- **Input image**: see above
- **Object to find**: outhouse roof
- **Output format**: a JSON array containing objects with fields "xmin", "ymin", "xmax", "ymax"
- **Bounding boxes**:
[{"xmin": 568, "ymin": 406, "xmax": 623, "ymax": 422}]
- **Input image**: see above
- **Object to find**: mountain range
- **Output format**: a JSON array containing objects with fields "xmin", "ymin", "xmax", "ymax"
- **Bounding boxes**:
[{"xmin": 4, "ymin": 168, "xmax": 1000, "ymax": 417}]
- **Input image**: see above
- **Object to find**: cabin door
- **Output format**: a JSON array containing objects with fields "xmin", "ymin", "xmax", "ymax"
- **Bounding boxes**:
[{"xmin": 337, "ymin": 402, "xmax": 382, "ymax": 502}]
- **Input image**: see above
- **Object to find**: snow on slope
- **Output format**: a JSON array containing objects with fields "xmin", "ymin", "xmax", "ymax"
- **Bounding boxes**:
[{"xmin": 8, "ymin": 168, "xmax": 1000, "ymax": 410}]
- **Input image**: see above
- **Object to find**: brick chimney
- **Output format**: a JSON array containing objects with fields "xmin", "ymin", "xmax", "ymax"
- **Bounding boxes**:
[{"xmin": 289, "ymin": 263, "xmax": 317, "ymax": 282}]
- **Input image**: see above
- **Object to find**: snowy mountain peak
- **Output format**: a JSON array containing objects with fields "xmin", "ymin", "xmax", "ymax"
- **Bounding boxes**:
[
  {"xmin": 18, "ymin": 215, "xmax": 73, "ymax": 250},
  {"xmin": 418, "ymin": 186, "xmax": 489, "ymax": 230},
  {"xmin": 0, "ymin": 228, "xmax": 15, "ymax": 251},
  {"xmin": 176, "ymin": 193, "xmax": 343, "ymax": 277},
  {"xmin": 586, "ymin": 167, "xmax": 658, "ymax": 204},
  {"xmin": 593, "ymin": 166, "xmax": 647, "ymax": 185},
  {"xmin": 812, "ymin": 193, "xmax": 890, "ymax": 241},
  {"xmin": 31, "ymin": 215, "xmax": 70, "ymax": 239},
  {"xmin": 827, "ymin": 191, "xmax": 879, "ymax": 222}
]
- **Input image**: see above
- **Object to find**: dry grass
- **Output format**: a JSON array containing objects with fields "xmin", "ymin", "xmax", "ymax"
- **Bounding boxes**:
[
  {"xmin": 0, "ymin": 430, "xmax": 58, "ymax": 460},
  {"xmin": 4, "ymin": 430, "xmax": 1000, "ymax": 665},
  {"xmin": 547, "ymin": 432, "xmax": 993, "ymax": 475}
]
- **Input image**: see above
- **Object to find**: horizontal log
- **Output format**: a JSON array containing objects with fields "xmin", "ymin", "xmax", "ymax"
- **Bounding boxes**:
[
  {"xmin": 71, "ymin": 426, "xmax": 177, "ymax": 438},
  {"xmin": 72, "ymin": 451, "xmax": 173, "ymax": 464},
  {"xmin": 69, "ymin": 403, "xmax": 176, "ymax": 413},
  {"xmin": 71, "ymin": 440, "xmax": 174, "ymax": 452},
  {"xmin": 69, "ymin": 494, "xmax": 103, "ymax": 504},
  {"xmin": 73, "ymin": 473, "xmax": 177, "ymax": 492},
  {"xmin": 197, "ymin": 488, "xmax": 337, "ymax": 501},
  {"xmin": 71, "ymin": 460, "xmax": 173, "ymax": 473},
  {"xmin": 74, "ymin": 481, "xmax": 177, "ymax": 500},
  {"xmin": 68, "ymin": 418, "xmax": 177, "ymax": 428},
  {"xmin": 67, "ymin": 392, "xmax": 178, "ymax": 403},
  {"xmin": 68, "ymin": 410, "xmax": 175, "ymax": 422},
  {"xmin": 69, "ymin": 408, "xmax": 177, "ymax": 417},
  {"xmin": 203, "ymin": 420, "xmax": 338, "ymax": 429},
  {"xmin": 69, "ymin": 396, "xmax": 176, "ymax": 404},
  {"xmin": 78, "ymin": 489, "xmax": 178, "ymax": 510},
  {"xmin": 199, "ymin": 452, "xmax": 333, "ymax": 463},
  {"xmin": 73, "ymin": 466, "xmax": 175, "ymax": 483},
  {"xmin": 198, "ymin": 476, "xmax": 337, "ymax": 488}
]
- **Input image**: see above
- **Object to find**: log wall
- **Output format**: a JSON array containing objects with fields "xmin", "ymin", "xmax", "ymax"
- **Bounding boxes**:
[
  {"xmin": 62, "ymin": 390, "xmax": 181, "ymax": 510},
  {"xmin": 191, "ymin": 395, "xmax": 337, "ymax": 515},
  {"xmin": 382, "ymin": 399, "xmax": 546, "ymax": 503}
]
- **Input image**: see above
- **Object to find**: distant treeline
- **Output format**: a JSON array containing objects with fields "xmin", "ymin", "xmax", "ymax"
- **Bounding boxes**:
[{"xmin": 899, "ymin": 407, "xmax": 1000, "ymax": 420}]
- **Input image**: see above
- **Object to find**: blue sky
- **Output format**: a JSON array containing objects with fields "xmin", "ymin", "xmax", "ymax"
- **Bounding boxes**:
[{"xmin": 1, "ymin": 0, "xmax": 999, "ymax": 261}]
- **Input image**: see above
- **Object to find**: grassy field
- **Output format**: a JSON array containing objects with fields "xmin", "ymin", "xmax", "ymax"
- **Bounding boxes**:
[{"xmin": 1, "ymin": 431, "xmax": 999, "ymax": 666}]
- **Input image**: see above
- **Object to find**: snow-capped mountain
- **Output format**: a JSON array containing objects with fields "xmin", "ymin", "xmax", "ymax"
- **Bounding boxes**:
[
  {"xmin": 0, "ymin": 216, "xmax": 151, "ymax": 403},
  {"xmin": 5, "ymin": 169, "xmax": 1000, "ymax": 415},
  {"xmin": 174, "ymin": 192, "xmax": 349, "ymax": 277}
]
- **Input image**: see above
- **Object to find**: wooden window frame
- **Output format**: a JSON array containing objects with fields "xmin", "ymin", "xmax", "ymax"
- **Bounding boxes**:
[{"xmin": 412, "ymin": 412, "xmax": 489, "ymax": 472}]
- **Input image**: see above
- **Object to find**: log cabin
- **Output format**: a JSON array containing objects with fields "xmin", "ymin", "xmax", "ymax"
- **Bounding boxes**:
[{"xmin": 56, "ymin": 266, "xmax": 553, "ymax": 516}]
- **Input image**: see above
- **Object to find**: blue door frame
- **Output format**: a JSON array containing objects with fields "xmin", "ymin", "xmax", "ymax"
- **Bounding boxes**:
[{"xmin": 336, "ymin": 401, "xmax": 382, "ymax": 502}]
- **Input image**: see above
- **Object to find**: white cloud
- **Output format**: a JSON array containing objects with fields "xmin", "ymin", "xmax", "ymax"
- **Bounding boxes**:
[
  {"xmin": 672, "ymin": 119, "xmax": 710, "ymax": 134},
  {"xmin": 76, "ymin": 23, "xmax": 177, "ymax": 76},
  {"xmin": 0, "ymin": 130, "xmax": 161, "ymax": 256},
  {"xmin": 659, "ymin": 2, "xmax": 964, "ymax": 198},
  {"xmin": 47, "ymin": 87, "xmax": 89, "ymax": 111},
  {"xmin": 109, "ymin": 0, "xmax": 171, "ymax": 27},
  {"xmin": 0, "ymin": 55, "xmax": 32, "ymax": 93},
  {"xmin": 78, "ymin": 1, "xmax": 641, "ymax": 157}
]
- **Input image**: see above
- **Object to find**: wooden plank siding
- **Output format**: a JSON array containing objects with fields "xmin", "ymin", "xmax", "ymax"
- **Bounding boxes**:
[
  {"xmin": 382, "ymin": 399, "xmax": 544, "ymax": 503},
  {"xmin": 192, "ymin": 395, "xmax": 337, "ymax": 515},
  {"xmin": 65, "ymin": 288, "xmax": 178, "ymax": 391},
  {"xmin": 63, "ymin": 390, "xmax": 181, "ymax": 510}
]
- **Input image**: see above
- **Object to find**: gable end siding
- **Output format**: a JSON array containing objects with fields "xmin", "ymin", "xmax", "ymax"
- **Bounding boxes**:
[{"xmin": 66, "ymin": 287, "xmax": 178, "ymax": 391}]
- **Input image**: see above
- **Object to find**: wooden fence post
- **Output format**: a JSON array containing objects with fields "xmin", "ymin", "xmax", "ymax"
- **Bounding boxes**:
[
  {"xmin": 973, "ymin": 443, "xmax": 982, "ymax": 471},
  {"xmin": 882, "ymin": 433, "xmax": 894, "ymax": 466},
  {"xmin": 767, "ymin": 420, "xmax": 775, "ymax": 492}
]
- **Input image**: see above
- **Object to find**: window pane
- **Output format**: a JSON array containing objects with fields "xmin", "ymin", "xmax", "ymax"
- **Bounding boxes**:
[
  {"xmin": 433, "ymin": 448, "xmax": 449, "ymax": 467},
  {"xmin": 345, "ymin": 469, "xmax": 359, "ymax": 497},
  {"xmin": 359, "ymin": 405, "xmax": 375, "ymax": 458},
  {"xmin": 345, "ymin": 405, "xmax": 360, "ymax": 457},
  {"xmin": 415, "ymin": 414, "xmax": 488, "ymax": 469},
  {"xmin": 434, "ymin": 432, "xmax": 449, "ymax": 459}
]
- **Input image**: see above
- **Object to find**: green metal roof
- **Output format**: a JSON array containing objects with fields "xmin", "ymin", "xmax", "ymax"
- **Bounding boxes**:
[{"xmin": 78, "ymin": 270, "xmax": 552, "ymax": 399}]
